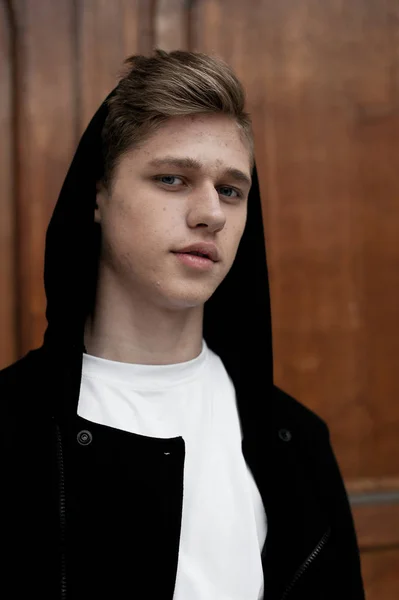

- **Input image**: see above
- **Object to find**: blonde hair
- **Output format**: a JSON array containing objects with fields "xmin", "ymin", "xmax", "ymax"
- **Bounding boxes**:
[{"xmin": 102, "ymin": 48, "xmax": 254, "ymax": 186}]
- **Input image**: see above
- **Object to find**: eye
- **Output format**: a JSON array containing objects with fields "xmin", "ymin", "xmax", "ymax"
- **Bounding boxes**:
[
  {"xmin": 154, "ymin": 176, "xmax": 242, "ymax": 199},
  {"xmin": 155, "ymin": 175, "xmax": 184, "ymax": 186},
  {"xmin": 218, "ymin": 186, "xmax": 242, "ymax": 199}
]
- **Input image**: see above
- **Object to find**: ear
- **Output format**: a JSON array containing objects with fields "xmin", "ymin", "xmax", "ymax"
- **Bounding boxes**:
[{"xmin": 95, "ymin": 181, "xmax": 108, "ymax": 224}]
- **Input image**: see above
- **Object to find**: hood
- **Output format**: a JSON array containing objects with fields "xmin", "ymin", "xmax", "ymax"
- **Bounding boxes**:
[{"xmin": 43, "ymin": 89, "xmax": 274, "ymax": 430}]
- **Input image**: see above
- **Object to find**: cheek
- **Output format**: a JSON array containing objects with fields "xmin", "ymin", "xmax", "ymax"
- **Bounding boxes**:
[
  {"xmin": 235, "ymin": 208, "xmax": 248, "ymax": 242},
  {"xmin": 227, "ymin": 212, "xmax": 247, "ymax": 246},
  {"xmin": 100, "ymin": 202, "xmax": 136, "ymax": 260},
  {"xmin": 222, "ymin": 216, "xmax": 247, "ymax": 267},
  {"xmin": 102, "ymin": 203, "xmax": 172, "ymax": 266}
]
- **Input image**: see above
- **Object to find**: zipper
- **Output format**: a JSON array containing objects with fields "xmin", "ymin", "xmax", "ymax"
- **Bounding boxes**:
[
  {"xmin": 280, "ymin": 527, "xmax": 331, "ymax": 600},
  {"xmin": 55, "ymin": 422, "xmax": 67, "ymax": 599}
]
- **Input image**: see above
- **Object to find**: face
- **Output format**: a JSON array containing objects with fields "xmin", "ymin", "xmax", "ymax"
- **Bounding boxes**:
[{"xmin": 95, "ymin": 113, "xmax": 252, "ymax": 312}]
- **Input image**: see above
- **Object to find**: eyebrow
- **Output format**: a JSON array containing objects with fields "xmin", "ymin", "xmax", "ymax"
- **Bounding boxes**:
[{"xmin": 148, "ymin": 156, "xmax": 252, "ymax": 188}]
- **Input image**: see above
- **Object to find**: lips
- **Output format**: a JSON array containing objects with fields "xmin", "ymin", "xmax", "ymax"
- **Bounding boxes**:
[
  {"xmin": 173, "ymin": 243, "xmax": 220, "ymax": 262},
  {"xmin": 173, "ymin": 251, "xmax": 215, "ymax": 270},
  {"xmin": 184, "ymin": 251, "xmax": 208, "ymax": 258}
]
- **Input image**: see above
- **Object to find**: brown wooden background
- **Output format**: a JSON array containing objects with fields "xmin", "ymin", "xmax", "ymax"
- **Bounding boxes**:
[{"xmin": 1, "ymin": 1, "xmax": 399, "ymax": 597}]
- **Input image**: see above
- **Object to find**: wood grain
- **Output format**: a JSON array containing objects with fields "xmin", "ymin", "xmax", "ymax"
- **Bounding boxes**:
[
  {"xmin": 349, "ymin": 479, "xmax": 399, "ymax": 550},
  {"xmin": 353, "ymin": 503, "xmax": 399, "ymax": 550},
  {"xmin": 190, "ymin": 0, "xmax": 399, "ymax": 482},
  {"xmin": 12, "ymin": 0, "xmax": 77, "ymax": 354},
  {"xmin": 0, "ymin": 0, "xmax": 17, "ymax": 369},
  {"xmin": 77, "ymin": 0, "xmax": 151, "ymax": 133},
  {"xmin": 347, "ymin": 477, "xmax": 399, "ymax": 495},
  {"xmin": 0, "ymin": 0, "xmax": 398, "ymax": 593},
  {"xmin": 361, "ymin": 548, "xmax": 399, "ymax": 600},
  {"xmin": 154, "ymin": 0, "xmax": 189, "ymax": 51}
]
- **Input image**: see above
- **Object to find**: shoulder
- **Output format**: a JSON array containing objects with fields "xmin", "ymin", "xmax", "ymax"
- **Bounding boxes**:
[
  {"xmin": 0, "ymin": 348, "xmax": 43, "ymax": 382},
  {"xmin": 271, "ymin": 384, "xmax": 330, "ymax": 443},
  {"xmin": 270, "ymin": 387, "xmax": 346, "ymax": 501},
  {"xmin": 0, "ymin": 348, "xmax": 46, "ymax": 408}
]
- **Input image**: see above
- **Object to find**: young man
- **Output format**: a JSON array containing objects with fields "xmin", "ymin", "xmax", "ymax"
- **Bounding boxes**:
[{"xmin": 1, "ymin": 50, "xmax": 364, "ymax": 599}]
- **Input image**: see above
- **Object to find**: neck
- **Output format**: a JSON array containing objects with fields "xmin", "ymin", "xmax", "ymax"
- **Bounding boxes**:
[{"xmin": 84, "ymin": 266, "xmax": 205, "ymax": 365}]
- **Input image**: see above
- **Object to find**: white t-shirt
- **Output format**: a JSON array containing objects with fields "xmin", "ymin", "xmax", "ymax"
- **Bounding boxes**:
[{"xmin": 77, "ymin": 338, "xmax": 267, "ymax": 600}]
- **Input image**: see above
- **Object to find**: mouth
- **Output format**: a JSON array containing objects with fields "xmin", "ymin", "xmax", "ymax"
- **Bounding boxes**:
[
  {"xmin": 172, "ymin": 251, "xmax": 215, "ymax": 270},
  {"xmin": 177, "ymin": 251, "xmax": 212, "ymax": 260},
  {"xmin": 173, "ymin": 243, "xmax": 220, "ymax": 262}
]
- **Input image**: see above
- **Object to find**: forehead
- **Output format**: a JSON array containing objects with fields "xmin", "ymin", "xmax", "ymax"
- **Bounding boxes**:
[{"xmin": 134, "ymin": 114, "xmax": 252, "ymax": 182}]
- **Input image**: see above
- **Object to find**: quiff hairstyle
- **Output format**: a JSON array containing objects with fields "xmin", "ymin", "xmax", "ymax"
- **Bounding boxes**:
[{"xmin": 101, "ymin": 48, "xmax": 254, "ymax": 188}]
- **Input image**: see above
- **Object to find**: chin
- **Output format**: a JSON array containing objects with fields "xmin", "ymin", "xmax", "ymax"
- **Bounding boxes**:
[
  {"xmin": 156, "ymin": 289, "xmax": 212, "ymax": 311},
  {"xmin": 167, "ymin": 296, "xmax": 208, "ymax": 311},
  {"xmin": 149, "ymin": 275, "xmax": 220, "ymax": 310}
]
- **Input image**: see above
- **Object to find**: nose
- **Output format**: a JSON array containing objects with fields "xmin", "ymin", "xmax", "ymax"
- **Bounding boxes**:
[{"xmin": 187, "ymin": 185, "xmax": 226, "ymax": 232}]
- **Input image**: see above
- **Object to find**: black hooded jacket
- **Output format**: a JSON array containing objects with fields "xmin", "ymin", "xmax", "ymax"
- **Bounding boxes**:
[{"xmin": 1, "ymin": 91, "xmax": 365, "ymax": 599}]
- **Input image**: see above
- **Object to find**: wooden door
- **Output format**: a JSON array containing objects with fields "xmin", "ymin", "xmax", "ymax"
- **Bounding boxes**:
[{"xmin": 1, "ymin": 0, "xmax": 398, "ymax": 596}]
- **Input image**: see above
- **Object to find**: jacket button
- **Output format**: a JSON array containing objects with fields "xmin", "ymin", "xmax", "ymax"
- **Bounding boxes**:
[
  {"xmin": 278, "ymin": 428, "xmax": 292, "ymax": 442},
  {"xmin": 77, "ymin": 430, "xmax": 93, "ymax": 446}
]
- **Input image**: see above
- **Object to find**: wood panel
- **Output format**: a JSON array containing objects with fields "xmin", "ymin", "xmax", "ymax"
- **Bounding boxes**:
[
  {"xmin": 12, "ymin": 0, "xmax": 77, "ymax": 355},
  {"xmin": 190, "ymin": 2, "xmax": 399, "ymax": 591},
  {"xmin": 362, "ymin": 548, "xmax": 399, "ymax": 600},
  {"xmin": 349, "ymin": 479, "xmax": 399, "ymax": 550},
  {"xmin": 5, "ymin": 1, "xmax": 398, "ymax": 478},
  {"xmin": 154, "ymin": 0, "xmax": 189, "ymax": 51},
  {"xmin": 190, "ymin": 0, "xmax": 399, "ymax": 483},
  {"xmin": 353, "ymin": 502, "xmax": 399, "ymax": 551},
  {"xmin": 76, "ymin": 0, "xmax": 152, "ymax": 133},
  {"xmin": 1, "ymin": 0, "xmax": 398, "ymax": 591},
  {"xmin": 0, "ymin": 0, "xmax": 17, "ymax": 369},
  {"xmin": 355, "ymin": 109, "xmax": 399, "ymax": 479}
]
